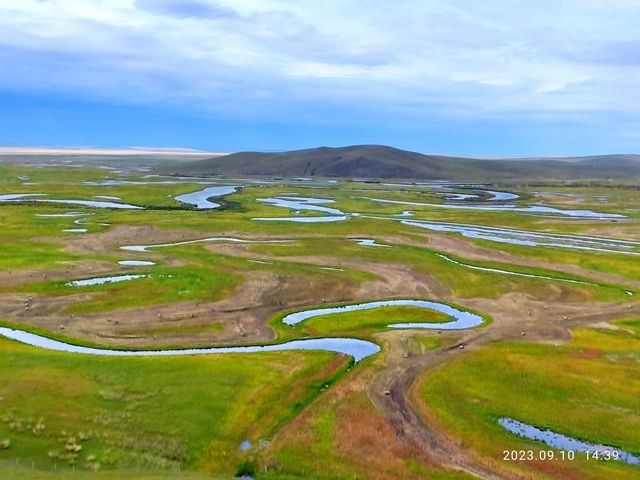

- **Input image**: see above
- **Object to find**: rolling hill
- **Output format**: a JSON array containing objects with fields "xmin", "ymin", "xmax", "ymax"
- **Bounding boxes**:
[{"xmin": 170, "ymin": 145, "xmax": 640, "ymax": 181}]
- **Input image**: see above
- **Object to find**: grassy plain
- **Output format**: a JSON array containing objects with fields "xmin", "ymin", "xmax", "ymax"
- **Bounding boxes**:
[
  {"xmin": 419, "ymin": 319, "xmax": 640, "ymax": 479},
  {"xmin": 0, "ymin": 164, "xmax": 639, "ymax": 479},
  {"xmin": 251, "ymin": 238, "xmax": 630, "ymax": 302},
  {"xmin": 0, "ymin": 336, "xmax": 343, "ymax": 478}
]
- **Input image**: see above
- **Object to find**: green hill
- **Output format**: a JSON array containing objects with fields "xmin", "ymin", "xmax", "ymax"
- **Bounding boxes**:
[{"xmin": 170, "ymin": 145, "xmax": 640, "ymax": 180}]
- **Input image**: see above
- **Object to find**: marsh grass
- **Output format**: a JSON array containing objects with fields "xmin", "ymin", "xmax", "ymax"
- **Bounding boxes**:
[
  {"xmin": 420, "ymin": 320, "xmax": 640, "ymax": 479},
  {"xmin": 0, "ymin": 336, "xmax": 340, "ymax": 477}
]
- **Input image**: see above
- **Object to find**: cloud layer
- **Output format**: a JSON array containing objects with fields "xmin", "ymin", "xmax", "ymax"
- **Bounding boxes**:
[{"xmin": 1, "ymin": 0, "xmax": 639, "ymax": 151}]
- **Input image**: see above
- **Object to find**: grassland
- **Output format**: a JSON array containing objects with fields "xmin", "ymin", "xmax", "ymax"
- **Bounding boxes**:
[
  {"xmin": 16, "ymin": 264, "xmax": 242, "ymax": 314},
  {"xmin": 260, "ymin": 379, "xmax": 474, "ymax": 480},
  {"xmin": 0, "ymin": 163, "xmax": 638, "ymax": 479},
  {"xmin": 250, "ymin": 238, "xmax": 630, "ymax": 302},
  {"xmin": 0, "ymin": 464, "xmax": 230, "ymax": 480},
  {"xmin": 418, "ymin": 319, "xmax": 640, "ymax": 479},
  {"xmin": 0, "ymin": 336, "xmax": 344, "ymax": 478}
]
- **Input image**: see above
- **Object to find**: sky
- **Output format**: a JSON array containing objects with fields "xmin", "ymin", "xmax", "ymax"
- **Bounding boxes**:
[{"xmin": 0, "ymin": 0, "xmax": 639, "ymax": 156}]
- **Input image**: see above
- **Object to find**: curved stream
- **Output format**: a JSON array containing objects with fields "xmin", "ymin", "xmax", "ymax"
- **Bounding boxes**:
[
  {"xmin": 121, "ymin": 237, "xmax": 290, "ymax": 252},
  {"xmin": 367, "ymin": 197, "xmax": 625, "ymax": 219},
  {"xmin": 257, "ymin": 196, "xmax": 344, "ymax": 215},
  {"xmin": 402, "ymin": 220, "xmax": 640, "ymax": 256},
  {"xmin": 281, "ymin": 299, "xmax": 484, "ymax": 330},
  {"xmin": 483, "ymin": 190, "xmax": 520, "ymax": 201},
  {"xmin": 438, "ymin": 188, "xmax": 518, "ymax": 202},
  {"xmin": 0, "ymin": 298, "xmax": 486, "ymax": 362},
  {"xmin": 351, "ymin": 238, "xmax": 391, "ymax": 248},
  {"xmin": 253, "ymin": 196, "xmax": 349, "ymax": 222},
  {"xmin": 435, "ymin": 253, "xmax": 599, "ymax": 287},
  {"xmin": 0, "ymin": 327, "xmax": 379, "ymax": 363},
  {"xmin": 118, "ymin": 260, "xmax": 156, "ymax": 266},
  {"xmin": 65, "ymin": 274, "xmax": 148, "ymax": 287}
]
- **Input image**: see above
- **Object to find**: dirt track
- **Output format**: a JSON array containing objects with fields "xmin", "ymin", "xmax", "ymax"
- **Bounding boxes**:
[{"xmin": 366, "ymin": 298, "xmax": 640, "ymax": 479}]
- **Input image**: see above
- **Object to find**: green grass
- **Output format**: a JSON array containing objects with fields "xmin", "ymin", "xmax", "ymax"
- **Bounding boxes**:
[
  {"xmin": 8, "ymin": 241, "xmax": 375, "ymax": 316},
  {"xmin": 292, "ymin": 306, "xmax": 450, "ymax": 338},
  {"xmin": 0, "ymin": 463, "xmax": 232, "ymax": 480},
  {"xmin": 420, "ymin": 320, "xmax": 640, "ymax": 479},
  {"xmin": 0, "ymin": 174, "xmax": 232, "ymax": 209},
  {"xmin": 264, "ymin": 298, "xmax": 490, "ymax": 348},
  {"xmin": 261, "ymin": 383, "xmax": 473, "ymax": 480},
  {"xmin": 2, "ymin": 165, "xmax": 639, "ymax": 479},
  {"xmin": 0, "ymin": 242, "xmax": 79, "ymax": 270},
  {"xmin": 252, "ymin": 237, "xmax": 628, "ymax": 302},
  {"xmin": 0, "ymin": 165, "xmax": 115, "ymax": 185},
  {"xmin": 615, "ymin": 317, "xmax": 640, "ymax": 335},
  {"xmin": 0, "ymin": 336, "xmax": 341, "ymax": 477},
  {"xmin": 24, "ymin": 265, "xmax": 241, "ymax": 314},
  {"xmin": 417, "ymin": 336, "xmax": 442, "ymax": 350},
  {"xmin": 434, "ymin": 251, "xmax": 635, "ymax": 298}
]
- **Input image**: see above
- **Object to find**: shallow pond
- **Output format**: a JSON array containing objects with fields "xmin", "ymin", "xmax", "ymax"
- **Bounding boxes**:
[
  {"xmin": 394, "ymin": 211, "xmax": 414, "ymax": 217},
  {"xmin": 281, "ymin": 299, "xmax": 484, "ymax": 330},
  {"xmin": 118, "ymin": 260, "xmax": 156, "ymax": 266},
  {"xmin": 441, "ymin": 186, "xmax": 519, "ymax": 202},
  {"xmin": 66, "ymin": 274, "xmax": 147, "ymax": 287},
  {"xmin": 0, "ymin": 328, "xmax": 379, "ymax": 362},
  {"xmin": 257, "ymin": 196, "xmax": 344, "ymax": 215},
  {"xmin": 253, "ymin": 195, "xmax": 350, "ymax": 222},
  {"xmin": 483, "ymin": 190, "xmax": 520, "ymax": 201},
  {"xmin": 351, "ymin": 238, "xmax": 391, "ymax": 248},
  {"xmin": 175, "ymin": 186, "xmax": 239, "ymax": 209},
  {"xmin": 499, "ymin": 417, "xmax": 640, "ymax": 465}
]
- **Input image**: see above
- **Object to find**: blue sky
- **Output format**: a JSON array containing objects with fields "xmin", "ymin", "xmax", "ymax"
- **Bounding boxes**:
[{"xmin": 1, "ymin": 0, "xmax": 639, "ymax": 156}]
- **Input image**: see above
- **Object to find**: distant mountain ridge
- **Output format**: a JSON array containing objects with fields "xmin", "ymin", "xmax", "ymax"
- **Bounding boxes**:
[{"xmin": 171, "ymin": 145, "xmax": 640, "ymax": 180}]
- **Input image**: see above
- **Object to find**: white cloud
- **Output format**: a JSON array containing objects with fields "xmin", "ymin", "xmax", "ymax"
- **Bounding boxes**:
[{"xmin": 0, "ymin": 0, "xmax": 639, "ymax": 123}]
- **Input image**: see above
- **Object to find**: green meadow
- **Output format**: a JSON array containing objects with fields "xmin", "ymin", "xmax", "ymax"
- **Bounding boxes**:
[
  {"xmin": 250, "ymin": 238, "xmax": 630, "ymax": 302},
  {"xmin": 294, "ymin": 305, "xmax": 451, "ymax": 338},
  {"xmin": 0, "ymin": 336, "xmax": 343, "ymax": 478},
  {"xmin": 0, "ymin": 165, "xmax": 638, "ymax": 479},
  {"xmin": 420, "ymin": 319, "xmax": 640, "ymax": 480}
]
